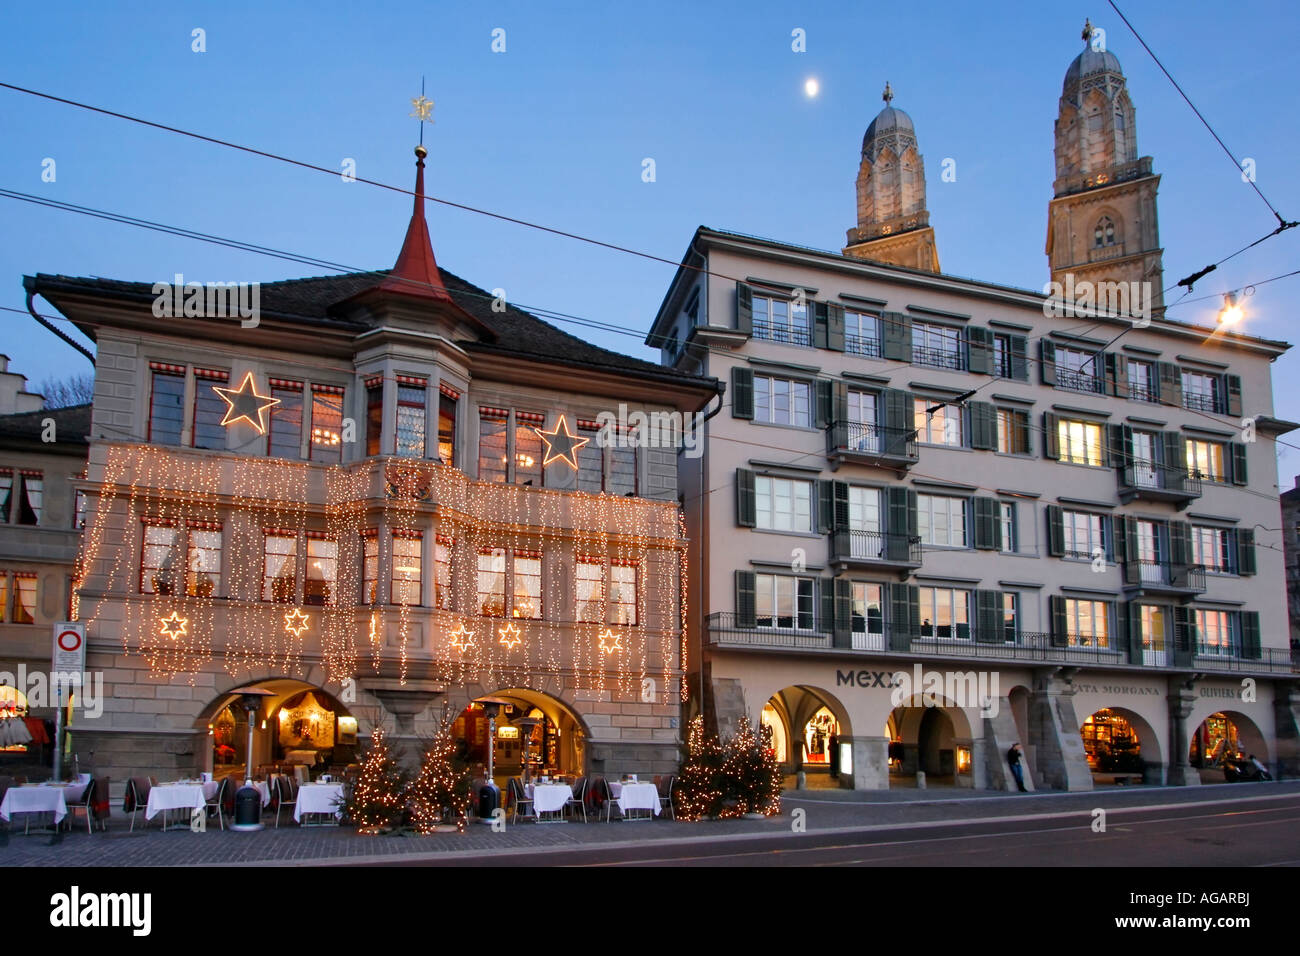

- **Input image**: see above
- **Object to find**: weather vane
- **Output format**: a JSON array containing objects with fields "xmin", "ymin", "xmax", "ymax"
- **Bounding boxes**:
[{"xmin": 410, "ymin": 76, "xmax": 434, "ymax": 145}]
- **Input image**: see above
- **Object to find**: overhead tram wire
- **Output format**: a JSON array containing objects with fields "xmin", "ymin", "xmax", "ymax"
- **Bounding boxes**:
[{"xmin": 3, "ymin": 79, "xmax": 1295, "ymax": 315}]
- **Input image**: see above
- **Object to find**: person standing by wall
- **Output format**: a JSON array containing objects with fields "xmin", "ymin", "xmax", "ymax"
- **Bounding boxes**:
[{"xmin": 1008, "ymin": 742, "xmax": 1028, "ymax": 792}]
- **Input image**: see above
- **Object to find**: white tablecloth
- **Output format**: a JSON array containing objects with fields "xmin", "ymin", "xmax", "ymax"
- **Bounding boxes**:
[
  {"xmin": 145, "ymin": 783, "xmax": 207, "ymax": 820},
  {"xmin": 529, "ymin": 783, "xmax": 572, "ymax": 814},
  {"xmin": 0, "ymin": 785, "xmax": 68, "ymax": 823},
  {"xmin": 611, "ymin": 782, "xmax": 660, "ymax": 815},
  {"xmin": 202, "ymin": 780, "xmax": 219, "ymax": 801},
  {"xmin": 294, "ymin": 783, "xmax": 344, "ymax": 822}
]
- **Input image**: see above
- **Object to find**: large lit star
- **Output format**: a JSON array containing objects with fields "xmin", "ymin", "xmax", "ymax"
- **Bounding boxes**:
[
  {"xmin": 534, "ymin": 414, "xmax": 589, "ymax": 471},
  {"xmin": 284, "ymin": 608, "xmax": 310, "ymax": 638},
  {"xmin": 159, "ymin": 611, "xmax": 189, "ymax": 640},
  {"xmin": 449, "ymin": 622, "xmax": 476, "ymax": 651},
  {"xmin": 212, "ymin": 371, "xmax": 280, "ymax": 434},
  {"xmin": 498, "ymin": 621, "xmax": 522, "ymax": 650},
  {"xmin": 597, "ymin": 628, "xmax": 622, "ymax": 654}
]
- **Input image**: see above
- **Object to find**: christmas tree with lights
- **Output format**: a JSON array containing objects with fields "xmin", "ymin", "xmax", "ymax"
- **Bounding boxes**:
[
  {"xmin": 346, "ymin": 726, "xmax": 407, "ymax": 834},
  {"xmin": 674, "ymin": 716, "xmax": 726, "ymax": 820},
  {"xmin": 721, "ymin": 716, "xmax": 782, "ymax": 818},
  {"xmin": 406, "ymin": 712, "xmax": 473, "ymax": 834}
]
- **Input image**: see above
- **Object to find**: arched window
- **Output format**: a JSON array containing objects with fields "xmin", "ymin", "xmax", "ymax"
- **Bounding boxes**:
[{"xmin": 1094, "ymin": 216, "xmax": 1116, "ymax": 248}]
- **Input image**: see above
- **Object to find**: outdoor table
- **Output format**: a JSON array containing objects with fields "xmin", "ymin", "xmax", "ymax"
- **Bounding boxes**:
[
  {"xmin": 528, "ymin": 782, "xmax": 573, "ymax": 819},
  {"xmin": 610, "ymin": 781, "xmax": 660, "ymax": 819},
  {"xmin": 201, "ymin": 780, "xmax": 219, "ymax": 802},
  {"xmin": 0, "ymin": 784, "xmax": 68, "ymax": 826},
  {"xmin": 293, "ymin": 782, "xmax": 344, "ymax": 825},
  {"xmin": 145, "ymin": 782, "xmax": 208, "ymax": 829}
]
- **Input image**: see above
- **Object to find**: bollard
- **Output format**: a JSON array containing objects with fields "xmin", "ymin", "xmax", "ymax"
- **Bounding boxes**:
[
  {"xmin": 916, "ymin": 771, "xmax": 926, "ymax": 790},
  {"xmin": 795, "ymin": 770, "xmax": 806, "ymax": 790}
]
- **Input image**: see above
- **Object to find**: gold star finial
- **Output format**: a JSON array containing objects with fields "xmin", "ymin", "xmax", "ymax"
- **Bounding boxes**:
[{"xmin": 410, "ymin": 76, "xmax": 434, "ymax": 146}]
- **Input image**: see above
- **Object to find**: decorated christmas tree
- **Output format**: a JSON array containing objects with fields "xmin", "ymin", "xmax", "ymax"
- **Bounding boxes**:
[
  {"xmin": 721, "ymin": 717, "xmax": 782, "ymax": 817},
  {"xmin": 406, "ymin": 713, "xmax": 473, "ymax": 834},
  {"xmin": 674, "ymin": 716, "xmax": 726, "ymax": 820},
  {"xmin": 346, "ymin": 726, "xmax": 407, "ymax": 834}
]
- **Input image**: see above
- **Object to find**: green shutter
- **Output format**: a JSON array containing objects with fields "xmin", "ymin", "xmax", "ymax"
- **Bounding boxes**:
[
  {"xmin": 820, "ymin": 578, "xmax": 837, "ymax": 643},
  {"xmin": 1121, "ymin": 517, "xmax": 1141, "ymax": 584},
  {"xmin": 731, "ymin": 366, "xmax": 754, "ymax": 419},
  {"xmin": 1105, "ymin": 352, "xmax": 1129, "ymax": 398},
  {"xmin": 1157, "ymin": 361, "xmax": 1182, "ymax": 407},
  {"xmin": 817, "ymin": 480, "xmax": 834, "ymax": 534},
  {"xmin": 1230, "ymin": 443, "xmax": 1248, "ymax": 485},
  {"xmin": 814, "ymin": 379, "xmax": 832, "ymax": 428},
  {"xmin": 1039, "ymin": 340, "xmax": 1057, "ymax": 386},
  {"xmin": 833, "ymin": 578, "xmax": 852, "ymax": 646},
  {"xmin": 1173, "ymin": 606, "xmax": 1194, "ymax": 665},
  {"xmin": 973, "ymin": 496, "xmax": 1001, "ymax": 550},
  {"xmin": 1016, "ymin": 410, "xmax": 1031, "ymax": 455},
  {"xmin": 889, "ymin": 582, "xmax": 918, "ymax": 650},
  {"xmin": 1237, "ymin": 528, "xmax": 1257, "ymax": 575},
  {"xmin": 1046, "ymin": 504, "xmax": 1065, "ymax": 557},
  {"xmin": 1240, "ymin": 611, "xmax": 1261, "ymax": 659},
  {"xmin": 966, "ymin": 326, "xmax": 993, "ymax": 375},
  {"xmin": 1225, "ymin": 374, "xmax": 1243, "ymax": 418},
  {"xmin": 832, "ymin": 381, "xmax": 850, "ymax": 424},
  {"xmin": 886, "ymin": 487, "xmax": 917, "ymax": 562},
  {"xmin": 1107, "ymin": 424, "xmax": 1130, "ymax": 469},
  {"xmin": 1049, "ymin": 595, "xmax": 1068, "ymax": 647},
  {"xmin": 736, "ymin": 282, "xmax": 753, "ymax": 335},
  {"xmin": 1162, "ymin": 432, "xmax": 1186, "ymax": 490},
  {"xmin": 812, "ymin": 302, "xmax": 829, "ymax": 349},
  {"xmin": 1169, "ymin": 521, "xmax": 1191, "ymax": 568},
  {"xmin": 969, "ymin": 401, "xmax": 996, "ymax": 451},
  {"xmin": 880, "ymin": 311, "xmax": 911, "ymax": 362},
  {"xmin": 1010, "ymin": 335, "xmax": 1029, "ymax": 380},
  {"xmin": 975, "ymin": 589, "xmax": 1002, "ymax": 643},
  {"xmin": 1112, "ymin": 514, "xmax": 1128, "ymax": 564},
  {"xmin": 883, "ymin": 388, "xmax": 912, "ymax": 456},
  {"xmin": 736, "ymin": 468, "xmax": 756, "ymax": 527},
  {"xmin": 1043, "ymin": 412, "xmax": 1060, "ymax": 459},
  {"xmin": 735, "ymin": 570, "xmax": 756, "ymax": 628},
  {"xmin": 832, "ymin": 480, "xmax": 850, "ymax": 532},
  {"xmin": 1124, "ymin": 602, "xmax": 1143, "ymax": 664},
  {"xmin": 827, "ymin": 304, "xmax": 846, "ymax": 351}
]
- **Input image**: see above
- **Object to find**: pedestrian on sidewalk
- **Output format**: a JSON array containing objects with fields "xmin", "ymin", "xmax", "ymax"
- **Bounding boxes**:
[{"xmin": 1007, "ymin": 742, "xmax": 1028, "ymax": 792}]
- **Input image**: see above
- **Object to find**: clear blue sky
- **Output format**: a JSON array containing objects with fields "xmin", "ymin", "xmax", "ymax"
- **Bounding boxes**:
[{"xmin": 2, "ymin": 1, "xmax": 1298, "ymax": 480}]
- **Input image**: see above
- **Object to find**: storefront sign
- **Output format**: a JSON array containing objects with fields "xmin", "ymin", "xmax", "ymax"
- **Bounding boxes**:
[
  {"xmin": 835, "ymin": 669, "xmax": 899, "ymax": 689},
  {"xmin": 1073, "ymin": 683, "xmax": 1159, "ymax": 696}
]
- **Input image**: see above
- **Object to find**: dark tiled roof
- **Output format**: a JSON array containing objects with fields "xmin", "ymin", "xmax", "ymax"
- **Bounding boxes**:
[
  {"xmin": 29, "ymin": 270, "xmax": 719, "ymax": 392},
  {"xmin": 0, "ymin": 403, "xmax": 91, "ymax": 447}
]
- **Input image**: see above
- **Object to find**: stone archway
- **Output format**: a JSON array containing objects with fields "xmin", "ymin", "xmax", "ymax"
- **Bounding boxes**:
[
  {"xmin": 1189, "ymin": 709, "xmax": 1270, "ymax": 778},
  {"xmin": 1081, "ymin": 706, "xmax": 1163, "ymax": 784},
  {"xmin": 448, "ymin": 687, "xmax": 591, "ymax": 785},
  {"xmin": 888, "ymin": 694, "xmax": 978, "ymax": 788},
  {"xmin": 765, "ymin": 685, "xmax": 853, "ymax": 788}
]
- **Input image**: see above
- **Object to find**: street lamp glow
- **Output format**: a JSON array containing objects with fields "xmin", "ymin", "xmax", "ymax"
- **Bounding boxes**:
[
  {"xmin": 804, "ymin": 77, "xmax": 820, "ymax": 98},
  {"xmin": 1218, "ymin": 292, "xmax": 1243, "ymax": 326}
]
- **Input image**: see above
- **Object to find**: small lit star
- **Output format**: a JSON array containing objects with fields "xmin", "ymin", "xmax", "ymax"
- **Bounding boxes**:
[
  {"xmin": 498, "ymin": 622, "xmax": 522, "ymax": 650},
  {"xmin": 284, "ymin": 608, "xmax": 310, "ymax": 638},
  {"xmin": 598, "ymin": 628, "xmax": 623, "ymax": 654},
  {"xmin": 159, "ymin": 612, "xmax": 189, "ymax": 640},
  {"xmin": 534, "ymin": 414, "xmax": 590, "ymax": 470},
  {"xmin": 449, "ymin": 622, "xmax": 476, "ymax": 651},
  {"xmin": 212, "ymin": 371, "xmax": 280, "ymax": 434}
]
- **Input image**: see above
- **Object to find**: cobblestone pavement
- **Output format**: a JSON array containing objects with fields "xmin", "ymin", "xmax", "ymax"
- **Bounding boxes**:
[{"xmin": 4, "ymin": 780, "xmax": 1295, "ymax": 866}]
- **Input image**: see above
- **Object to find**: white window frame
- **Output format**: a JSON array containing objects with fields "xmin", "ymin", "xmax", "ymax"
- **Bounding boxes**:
[
  {"xmin": 917, "ymin": 494, "xmax": 967, "ymax": 548},
  {"xmin": 753, "ymin": 375, "xmax": 813, "ymax": 428},
  {"xmin": 755, "ymin": 475, "xmax": 814, "ymax": 533}
]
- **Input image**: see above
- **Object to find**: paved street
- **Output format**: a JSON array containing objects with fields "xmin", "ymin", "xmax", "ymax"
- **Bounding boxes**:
[{"xmin": 4, "ymin": 780, "xmax": 1297, "ymax": 867}]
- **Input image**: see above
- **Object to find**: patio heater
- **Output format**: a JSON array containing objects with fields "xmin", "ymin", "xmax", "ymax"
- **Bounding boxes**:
[
  {"xmin": 516, "ymin": 716, "xmax": 541, "ymax": 786},
  {"xmin": 227, "ymin": 686, "xmax": 275, "ymax": 832},
  {"xmin": 476, "ymin": 697, "xmax": 510, "ymax": 824}
]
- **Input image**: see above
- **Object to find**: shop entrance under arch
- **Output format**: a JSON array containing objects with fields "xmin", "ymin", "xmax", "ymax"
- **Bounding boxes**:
[
  {"xmin": 887, "ymin": 699, "xmax": 975, "ymax": 787},
  {"xmin": 761, "ymin": 685, "xmax": 851, "ymax": 789},
  {"xmin": 198, "ymin": 678, "xmax": 358, "ymax": 781},
  {"xmin": 1081, "ymin": 707, "xmax": 1161, "ymax": 783},
  {"xmin": 1189, "ymin": 711, "xmax": 1270, "ymax": 780},
  {"xmin": 451, "ymin": 689, "xmax": 587, "ymax": 786}
]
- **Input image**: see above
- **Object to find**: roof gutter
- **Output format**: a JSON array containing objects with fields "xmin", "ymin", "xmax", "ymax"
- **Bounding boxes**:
[{"xmin": 23, "ymin": 280, "xmax": 95, "ymax": 365}]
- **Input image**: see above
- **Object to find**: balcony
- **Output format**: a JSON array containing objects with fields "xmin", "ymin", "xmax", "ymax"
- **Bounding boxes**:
[
  {"xmin": 1122, "ymin": 560, "xmax": 1207, "ymax": 597},
  {"xmin": 1128, "ymin": 384, "xmax": 1158, "ymax": 404},
  {"xmin": 1055, "ymin": 367, "xmax": 1106, "ymax": 394},
  {"xmin": 826, "ymin": 421, "xmax": 918, "ymax": 470},
  {"xmin": 1087, "ymin": 242, "xmax": 1127, "ymax": 263},
  {"xmin": 845, "ymin": 333, "xmax": 883, "ymax": 358},
  {"xmin": 912, "ymin": 345, "xmax": 965, "ymax": 371},
  {"xmin": 706, "ymin": 613, "xmax": 831, "ymax": 650},
  {"xmin": 1183, "ymin": 392, "xmax": 1226, "ymax": 415},
  {"xmin": 1117, "ymin": 462, "xmax": 1202, "ymax": 507},
  {"xmin": 830, "ymin": 528, "xmax": 922, "ymax": 571},
  {"xmin": 1192, "ymin": 644, "xmax": 1299, "ymax": 676}
]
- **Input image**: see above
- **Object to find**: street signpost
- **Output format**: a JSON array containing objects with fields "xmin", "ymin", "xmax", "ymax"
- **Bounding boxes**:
[{"xmin": 51, "ymin": 622, "xmax": 86, "ymax": 781}]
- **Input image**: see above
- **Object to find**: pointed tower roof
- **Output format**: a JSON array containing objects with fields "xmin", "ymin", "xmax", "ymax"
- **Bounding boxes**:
[{"xmin": 374, "ymin": 144, "xmax": 454, "ymax": 302}]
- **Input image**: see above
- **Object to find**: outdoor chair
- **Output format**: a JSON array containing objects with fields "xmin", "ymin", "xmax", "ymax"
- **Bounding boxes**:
[
  {"xmin": 65, "ymin": 778, "xmax": 96, "ymax": 834},
  {"xmin": 90, "ymin": 775, "xmax": 111, "ymax": 831},
  {"xmin": 205, "ymin": 776, "xmax": 231, "ymax": 831},
  {"xmin": 124, "ymin": 777, "xmax": 152, "ymax": 832},
  {"xmin": 274, "ymin": 774, "xmax": 298, "ymax": 828},
  {"xmin": 566, "ymin": 776, "xmax": 588, "ymax": 822},
  {"xmin": 506, "ymin": 777, "xmax": 534, "ymax": 824},
  {"xmin": 657, "ymin": 774, "xmax": 676, "ymax": 820}
]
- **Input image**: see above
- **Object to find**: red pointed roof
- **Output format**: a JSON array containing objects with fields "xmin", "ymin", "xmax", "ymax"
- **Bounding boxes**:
[{"xmin": 375, "ymin": 145, "xmax": 453, "ymax": 302}]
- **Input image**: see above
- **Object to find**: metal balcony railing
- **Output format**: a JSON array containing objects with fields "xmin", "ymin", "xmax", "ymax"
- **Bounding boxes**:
[
  {"xmin": 1193, "ymin": 645, "xmax": 1297, "ymax": 674},
  {"xmin": 827, "ymin": 421, "xmax": 918, "ymax": 462},
  {"xmin": 1183, "ymin": 392, "xmax": 1226, "ymax": 414},
  {"xmin": 831, "ymin": 528, "xmax": 922, "ymax": 566},
  {"xmin": 1128, "ymin": 384, "xmax": 1157, "ymax": 404},
  {"xmin": 706, "ymin": 613, "xmax": 831, "ymax": 649},
  {"xmin": 912, "ymin": 345, "xmax": 966, "ymax": 371},
  {"xmin": 753, "ymin": 321, "xmax": 812, "ymax": 347},
  {"xmin": 845, "ymin": 333, "xmax": 883, "ymax": 358},
  {"xmin": 1055, "ymin": 367, "xmax": 1106, "ymax": 394},
  {"xmin": 1119, "ymin": 463, "xmax": 1202, "ymax": 500},
  {"xmin": 1126, "ymin": 561, "xmax": 1207, "ymax": 593}
]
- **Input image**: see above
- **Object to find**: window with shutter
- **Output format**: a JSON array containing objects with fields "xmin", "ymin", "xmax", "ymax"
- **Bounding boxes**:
[{"xmin": 731, "ymin": 367, "xmax": 754, "ymax": 419}]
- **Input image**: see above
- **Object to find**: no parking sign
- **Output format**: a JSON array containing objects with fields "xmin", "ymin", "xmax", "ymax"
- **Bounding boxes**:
[{"xmin": 52, "ymin": 621, "xmax": 86, "ymax": 689}]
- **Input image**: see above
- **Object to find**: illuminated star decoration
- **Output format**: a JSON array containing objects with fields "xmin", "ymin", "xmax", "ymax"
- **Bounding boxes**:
[
  {"xmin": 597, "ymin": 628, "xmax": 622, "ymax": 654},
  {"xmin": 534, "ymin": 414, "xmax": 590, "ymax": 471},
  {"xmin": 212, "ymin": 371, "xmax": 280, "ymax": 434},
  {"xmin": 449, "ymin": 622, "xmax": 476, "ymax": 651},
  {"xmin": 159, "ymin": 611, "xmax": 189, "ymax": 640},
  {"xmin": 284, "ymin": 608, "xmax": 311, "ymax": 638},
  {"xmin": 498, "ymin": 621, "xmax": 522, "ymax": 650}
]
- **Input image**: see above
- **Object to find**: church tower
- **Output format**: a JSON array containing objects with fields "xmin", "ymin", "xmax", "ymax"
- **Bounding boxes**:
[
  {"xmin": 843, "ymin": 83, "xmax": 940, "ymax": 272},
  {"xmin": 1046, "ymin": 19, "xmax": 1164, "ymax": 310}
]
